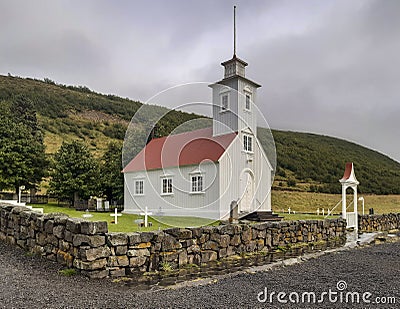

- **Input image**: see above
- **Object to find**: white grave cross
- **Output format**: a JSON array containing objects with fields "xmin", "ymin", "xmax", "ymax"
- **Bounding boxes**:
[
  {"xmin": 110, "ymin": 208, "xmax": 122, "ymax": 224},
  {"xmin": 140, "ymin": 207, "xmax": 153, "ymax": 227}
]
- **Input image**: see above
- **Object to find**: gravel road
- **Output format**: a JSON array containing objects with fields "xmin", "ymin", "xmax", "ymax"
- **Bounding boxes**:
[{"xmin": 0, "ymin": 240, "xmax": 399, "ymax": 308}]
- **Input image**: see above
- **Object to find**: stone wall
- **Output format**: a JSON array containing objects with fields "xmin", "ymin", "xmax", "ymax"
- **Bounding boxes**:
[
  {"xmin": 358, "ymin": 213, "xmax": 400, "ymax": 232},
  {"xmin": 0, "ymin": 203, "xmax": 346, "ymax": 279}
]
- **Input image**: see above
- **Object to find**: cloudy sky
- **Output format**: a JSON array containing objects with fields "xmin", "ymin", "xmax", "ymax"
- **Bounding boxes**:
[{"xmin": 1, "ymin": 0, "xmax": 399, "ymax": 162}]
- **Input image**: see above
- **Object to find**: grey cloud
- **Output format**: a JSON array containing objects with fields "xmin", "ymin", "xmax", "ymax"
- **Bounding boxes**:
[{"xmin": 0, "ymin": 0, "xmax": 398, "ymax": 162}]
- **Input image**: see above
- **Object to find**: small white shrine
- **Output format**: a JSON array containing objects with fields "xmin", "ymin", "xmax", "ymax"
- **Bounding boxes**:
[{"xmin": 339, "ymin": 162, "xmax": 359, "ymax": 230}]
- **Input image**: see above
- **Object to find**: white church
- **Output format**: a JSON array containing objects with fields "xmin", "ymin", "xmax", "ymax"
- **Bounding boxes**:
[{"xmin": 123, "ymin": 52, "xmax": 274, "ymax": 221}]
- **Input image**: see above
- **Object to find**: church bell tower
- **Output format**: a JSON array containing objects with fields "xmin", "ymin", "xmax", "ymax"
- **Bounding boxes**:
[{"xmin": 209, "ymin": 6, "xmax": 261, "ymax": 137}]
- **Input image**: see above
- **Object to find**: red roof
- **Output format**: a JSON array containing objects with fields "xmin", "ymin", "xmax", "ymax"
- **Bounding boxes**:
[
  {"xmin": 123, "ymin": 127, "xmax": 237, "ymax": 173},
  {"xmin": 341, "ymin": 162, "xmax": 353, "ymax": 181}
]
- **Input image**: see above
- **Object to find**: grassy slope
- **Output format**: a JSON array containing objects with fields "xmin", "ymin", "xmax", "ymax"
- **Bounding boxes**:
[
  {"xmin": 272, "ymin": 191, "xmax": 400, "ymax": 215},
  {"xmin": 1, "ymin": 74, "xmax": 399, "ymax": 194}
]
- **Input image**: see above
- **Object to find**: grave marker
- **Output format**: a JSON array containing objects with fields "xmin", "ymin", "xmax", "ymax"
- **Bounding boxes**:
[
  {"xmin": 110, "ymin": 208, "xmax": 122, "ymax": 224},
  {"xmin": 140, "ymin": 206, "xmax": 152, "ymax": 227}
]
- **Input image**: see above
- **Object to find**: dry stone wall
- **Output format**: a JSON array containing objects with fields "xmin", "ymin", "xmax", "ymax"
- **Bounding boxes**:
[
  {"xmin": 358, "ymin": 213, "xmax": 400, "ymax": 232},
  {"xmin": 1, "ymin": 203, "xmax": 347, "ymax": 279}
]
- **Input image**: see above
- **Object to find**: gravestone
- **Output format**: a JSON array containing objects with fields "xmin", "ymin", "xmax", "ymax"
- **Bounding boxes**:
[
  {"xmin": 96, "ymin": 198, "xmax": 103, "ymax": 211},
  {"xmin": 104, "ymin": 201, "xmax": 110, "ymax": 211},
  {"xmin": 229, "ymin": 201, "xmax": 238, "ymax": 224}
]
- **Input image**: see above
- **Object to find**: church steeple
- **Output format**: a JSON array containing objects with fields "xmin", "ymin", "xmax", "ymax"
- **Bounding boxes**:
[
  {"xmin": 209, "ymin": 6, "xmax": 261, "ymax": 137},
  {"xmin": 221, "ymin": 6, "xmax": 248, "ymax": 79}
]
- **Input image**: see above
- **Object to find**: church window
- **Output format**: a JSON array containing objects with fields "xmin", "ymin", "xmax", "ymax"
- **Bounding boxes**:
[
  {"xmin": 221, "ymin": 93, "xmax": 229, "ymax": 111},
  {"xmin": 245, "ymin": 93, "xmax": 251, "ymax": 110},
  {"xmin": 191, "ymin": 175, "xmax": 203, "ymax": 193},
  {"xmin": 243, "ymin": 134, "xmax": 253, "ymax": 152},
  {"xmin": 134, "ymin": 180, "xmax": 144, "ymax": 195},
  {"xmin": 161, "ymin": 177, "xmax": 173, "ymax": 195}
]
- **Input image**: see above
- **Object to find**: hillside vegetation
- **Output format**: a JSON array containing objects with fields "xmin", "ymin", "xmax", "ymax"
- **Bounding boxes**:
[{"xmin": 1, "ymin": 74, "xmax": 399, "ymax": 195}]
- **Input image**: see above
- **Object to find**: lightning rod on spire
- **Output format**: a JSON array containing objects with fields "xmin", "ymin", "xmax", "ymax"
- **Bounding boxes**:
[{"xmin": 233, "ymin": 5, "xmax": 236, "ymax": 57}]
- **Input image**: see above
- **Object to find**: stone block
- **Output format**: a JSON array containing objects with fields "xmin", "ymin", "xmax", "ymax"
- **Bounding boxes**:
[
  {"xmin": 201, "ymin": 250, "xmax": 217, "ymax": 263},
  {"xmin": 44, "ymin": 220, "xmax": 54, "ymax": 234},
  {"xmin": 230, "ymin": 235, "xmax": 241, "ymax": 246},
  {"xmin": 66, "ymin": 218, "xmax": 83, "ymax": 234},
  {"xmin": 203, "ymin": 240, "xmax": 218, "ymax": 251},
  {"xmin": 127, "ymin": 249, "xmax": 150, "ymax": 257},
  {"xmin": 129, "ymin": 256, "xmax": 147, "ymax": 267},
  {"xmin": 160, "ymin": 251, "xmax": 179, "ymax": 262},
  {"xmin": 47, "ymin": 234, "xmax": 59, "ymax": 246},
  {"xmin": 106, "ymin": 233, "xmax": 128, "ymax": 246},
  {"xmin": 219, "ymin": 224, "xmax": 235, "ymax": 235},
  {"xmin": 115, "ymin": 245, "xmax": 128, "ymax": 255},
  {"xmin": 140, "ymin": 232, "xmax": 154, "ymax": 243},
  {"xmin": 53, "ymin": 225, "xmax": 65, "ymax": 239},
  {"xmin": 180, "ymin": 239, "xmax": 196, "ymax": 248},
  {"xmin": 74, "ymin": 258, "xmax": 107, "ymax": 271},
  {"xmin": 199, "ymin": 233, "xmax": 209, "ymax": 244},
  {"xmin": 241, "ymin": 228, "xmax": 252, "ymax": 243},
  {"xmin": 108, "ymin": 255, "xmax": 129, "ymax": 267},
  {"xmin": 73, "ymin": 234, "xmax": 106, "ymax": 247},
  {"xmin": 189, "ymin": 227, "xmax": 202, "ymax": 238},
  {"xmin": 131, "ymin": 242, "xmax": 151, "ymax": 249},
  {"xmin": 161, "ymin": 235, "xmax": 182, "ymax": 251},
  {"xmin": 219, "ymin": 235, "xmax": 230, "ymax": 248},
  {"xmin": 79, "ymin": 246, "xmax": 111, "ymax": 261},
  {"xmin": 178, "ymin": 229, "xmax": 192, "ymax": 239},
  {"xmin": 187, "ymin": 244, "xmax": 201, "ymax": 254},
  {"xmin": 80, "ymin": 221, "xmax": 108, "ymax": 235},
  {"xmin": 127, "ymin": 232, "xmax": 141, "ymax": 245},
  {"xmin": 54, "ymin": 215, "xmax": 69, "ymax": 225},
  {"xmin": 64, "ymin": 230, "xmax": 73, "ymax": 242},
  {"xmin": 218, "ymin": 248, "xmax": 227, "ymax": 258},
  {"xmin": 109, "ymin": 268, "xmax": 126, "ymax": 277},
  {"xmin": 178, "ymin": 250, "xmax": 188, "ymax": 266}
]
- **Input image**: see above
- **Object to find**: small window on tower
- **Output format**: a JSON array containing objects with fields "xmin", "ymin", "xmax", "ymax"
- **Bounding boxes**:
[
  {"xmin": 243, "ymin": 134, "xmax": 253, "ymax": 152},
  {"xmin": 221, "ymin": 94, "xmax": 229, "ymax": 111},
  {"xmin": 245, "ymin": 94, "xmax": 251, "ymax": 111}
]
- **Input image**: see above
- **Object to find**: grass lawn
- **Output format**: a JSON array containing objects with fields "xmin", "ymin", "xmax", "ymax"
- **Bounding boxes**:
[{"xmin": 29, "ymin": 203, "xmax": 219, "ymax": 233}]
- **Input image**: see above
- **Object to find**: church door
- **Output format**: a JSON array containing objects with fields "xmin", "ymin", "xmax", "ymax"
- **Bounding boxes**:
[{"xmin": 239, "ymin": 171, "xmax": 254, "ymax": 213}]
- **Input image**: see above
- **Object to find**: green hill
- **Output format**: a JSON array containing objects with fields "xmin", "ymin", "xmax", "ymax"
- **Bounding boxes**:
[{"xmin": 1, "ymin": 74, "xmax": 399, "ymax": 195}]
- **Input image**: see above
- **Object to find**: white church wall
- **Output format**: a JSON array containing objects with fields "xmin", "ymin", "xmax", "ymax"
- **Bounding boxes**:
[{"xmin": 123, "ymin": 162, "xmax": 221, "ymax": 220}]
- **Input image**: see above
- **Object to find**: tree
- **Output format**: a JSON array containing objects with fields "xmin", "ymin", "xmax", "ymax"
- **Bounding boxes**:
[
  {"xmin": 100, "ymin": 142, "xmax": 124, "ymax": 202},
  {"xmin": 0, "ymin": 96, "xmax": 47, "ymax": 193},
  {"xmin": 49, "ymin": 141, "xmax": 99, "ymax": 206}
]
